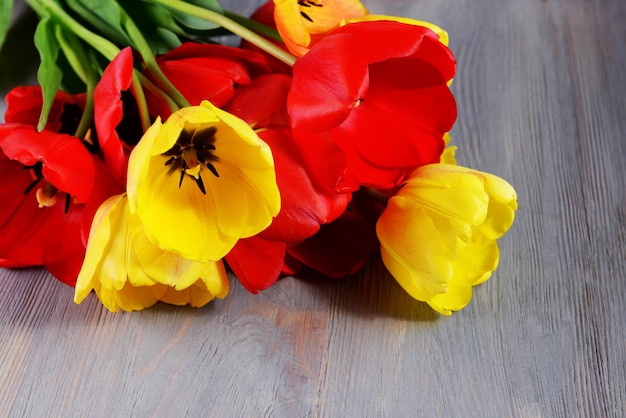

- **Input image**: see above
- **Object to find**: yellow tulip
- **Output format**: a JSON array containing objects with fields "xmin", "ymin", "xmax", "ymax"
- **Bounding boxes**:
[
  {"xmin": 127, "ymin": 101, "xmax": 280, "ymax": 262},
  {"xmin": 74, "ymin": 194, "xmax": 229, "ymax": 312},
  {"xmin": 376, "ymin": 164, "xmax": 517, "ymax": 315}
]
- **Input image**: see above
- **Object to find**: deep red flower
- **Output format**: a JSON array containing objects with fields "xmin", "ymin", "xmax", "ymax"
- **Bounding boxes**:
[
  {"xmin": 146, "ymin": 43, "xmax": 272, "ymax": 118},
  {"xmin": 0, "ymin": 125, "xmax": 95, "ymax": 285},
  {"xmin": 288, "ymin": 21, "xmax": 457, "ymax": 190},
  {"xmin": 0, "ymin": 84, "xmax": 122, "ymax": 285}
]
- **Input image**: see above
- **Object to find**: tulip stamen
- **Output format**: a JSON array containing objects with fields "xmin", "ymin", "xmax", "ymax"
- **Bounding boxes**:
[
  {"xmin": 300, "ymin": 11, "xmax": 314, "ymax": 22},
  {"xmin": 35, "ymin": 183, "xmax": 59, "ymax": 208},
  {"xmin": 298, "ymin": 0, "xmax": 323, "ymax": 22},
  {"xmin": 22, "ymin": 162, "xmax": 44, "ymax": 195},
  {"xmin": 162, "ymin": 125, "xmax": 220, "ymax": 194},
  {"xmin": 22, "ymin": 161, "xmax": 73, "ymax": 211}
]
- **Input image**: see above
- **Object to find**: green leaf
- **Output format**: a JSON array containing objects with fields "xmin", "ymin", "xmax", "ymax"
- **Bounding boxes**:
[
  {"xmin": 0, "ymin": 0, "xmax": 13, "ymax": 52},
  {"xmin": 125, "ymin": 1, "xmax": 184, "ymax": 54},
  {"xmin": 67, "ymin": 0, "xmax": 130, "ymax": 46},
  {"xmin": 34, "ymin": 14, "xmax": 63, "ymax": 132},
  {"xmin": 127, "ymin": 1, "xmax": 184, "ymax": 35},
  {"xmin": 167, "ymin": 0, "xmax": 224, "ymax": 31},
  {"xmin": 146, "ymin": 27, "xmax": 182, "ymax": 54}
]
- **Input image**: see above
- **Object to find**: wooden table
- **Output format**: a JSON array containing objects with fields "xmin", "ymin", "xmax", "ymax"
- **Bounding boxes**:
[{"xmin": 1, "ymin": 0, "xmax": 625, "ymax": 416}]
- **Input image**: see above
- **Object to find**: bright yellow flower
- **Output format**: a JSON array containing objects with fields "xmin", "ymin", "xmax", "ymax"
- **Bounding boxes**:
[
  {"xmin": 74, "ymin": 194, "xmax": 229, "ymax": 312},
  {"xmin": 273, "ymin": 0, "xmax": 369, "ymax": 56},
  {"xmin": 127, "ymin": 101, "xmax": 280, "ymax": 262},
  {"xmin": 343, "ymin": 15, "xmax": 449, "ymax": 46},
  {"xmin": 376, "ymin": 164, "xmax": 517, "ymax": 315}
]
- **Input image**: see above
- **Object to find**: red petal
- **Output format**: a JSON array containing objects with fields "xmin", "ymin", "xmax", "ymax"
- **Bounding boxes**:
[
  {"xmin": 157, "ymin": 43, "xmax": 271, "ymax": 76},
  {"xmin": 159, "ymin": 60, "xmax": 245, "ymax": 107},
  {"xmin": 286, "ymin": 191, "xmax": 382, "ymax": 278},
  {"xmin": 291, "ymin": 128, "xmax": 359, "ymax": 193},
  {"xmin": 4, "ymin": 86, "xmax": 80, "ymax": 132},
  {"xmin": 334, "ymin": 21, "xmax": 456, "ymax": 81},
  {"xmin": 0, "ymin": 187, "xmax": 75, "ymax": 269},
  {"xmin": 288, "ymin": 33, "xmax": 369, "ymax": 131},
  {"xmin": 257, "ymin": 128, "xmax": 351, "ymax": 243},
  {"xmin": 0, "ymin": 153, "xmax": 33, "ymax": 227},
  {"xmin": 154, "ymin": 43, "xmax": 272, "ymax": 108},
  {"xmin": 93, "ymin": 47, "xmax": 134, "ymax": 186},
  {"xmin": 226, "ymin": 237, "xmax": 287, "ymax": 293},
  {"xmin": 80, "ymin": 157, "xmax": 125, "ymax": 245},
  {"xmin": 0, "ymin": 125, "xmax": 95, "ymax": 202},
  {"xmin": 41, "ymin": 203, "xmax": 85, "ymax": 286},
  {"xmin": 225, "ymin": 74, "xmax": 292, "ymax": 127},
  {"xmin": 282, "ymin": 252, "xmax": 303, "ymax": 276}
]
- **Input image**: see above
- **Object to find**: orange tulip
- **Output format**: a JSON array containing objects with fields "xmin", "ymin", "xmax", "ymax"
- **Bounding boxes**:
[{"xmin": 273, "ymin": 0, "xmax": 368, "ymax": 56}]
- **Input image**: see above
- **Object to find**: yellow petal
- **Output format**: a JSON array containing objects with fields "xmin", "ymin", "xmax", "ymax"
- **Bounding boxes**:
[
  {"xmin": 440, "ymin": 133, "xmax": 457, "ymax": 165},
  {"xmin": 74, "ymin": 194, "xmax": 130, "ymax": 303},
  {"xmin": 377, "ymin": 199, "xmax": 453, "ymax": 294},
  {"xmin": 158, "ymin": 261, "xmax": 229, "ymax": 306},
  {"xmin": 427, "ymin": 273, "xmax": 473, "ymax": 316}
]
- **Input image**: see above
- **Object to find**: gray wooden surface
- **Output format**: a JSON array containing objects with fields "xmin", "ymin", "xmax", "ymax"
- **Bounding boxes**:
[{"xmin": 1, "ymin": 0, "xmax": 625, "ymax": 417}]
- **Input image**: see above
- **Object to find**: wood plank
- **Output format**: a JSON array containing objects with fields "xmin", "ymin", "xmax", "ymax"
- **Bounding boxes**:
[{"xmin": 1, "ymin": 0, "xmax": 625, "ymax": 416}]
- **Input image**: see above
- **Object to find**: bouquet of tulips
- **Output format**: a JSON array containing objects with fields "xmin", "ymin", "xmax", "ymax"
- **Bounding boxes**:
[{"xmin": 0, "ymin": 0, "xmax": 517, "ymax": 315}]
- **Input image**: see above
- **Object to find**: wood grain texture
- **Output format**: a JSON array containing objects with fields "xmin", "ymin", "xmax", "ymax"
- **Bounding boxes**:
[{"xmin": 1, "ymin": 0, "xmax": 625, "ymax": 416}]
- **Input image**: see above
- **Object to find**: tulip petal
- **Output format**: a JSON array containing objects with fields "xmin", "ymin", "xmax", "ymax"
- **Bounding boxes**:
[
  {"xmin": 226, "ymin": 236, "xmax": 287, "ymax": 293},
  {"xmin": 333, "ymin": 21, "xmax": 455, "ymax": 80},
  {"xmin": 0, "ymin": 125, "xmax": 95, "ymax": 202},
  {"xmin": 288, "ymin": 191, "xmax": 381, "ymax": 278},
  {"xmin": 93, "ymin": 47, "xmax": 134, "ymax": 186},
  {"xmin": 289, "ymin": 33, "xmax": 369, "ymax": 131}
]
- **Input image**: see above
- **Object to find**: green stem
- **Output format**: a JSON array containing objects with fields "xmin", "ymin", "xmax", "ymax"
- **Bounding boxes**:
[
  {"xmin": 27, "ymin": 0, "xmax": 120, "ymax": 61},
  {"xmin": 154, "ymin": 0, "xmax": 296, "ymax": 66},
  {"xmin": 223, "ymin": 10, "xmax": 283, "ymax": 43},
  {"xmin": 76, "ymin": 83, "xmax": 96, "ymax": 140},
  {"xmin": 120, "ymin": 5, "xmax": 190, "ymax": 108},
  {"xmin": 136, "ymin": 71, "xmax": 179, "ymax": 116},
  {"xmin": 54, "ymin": 25, "xmax": 96, "ymax": 139},
  {"xmin": 131, "ymin": 71, "xmax": 152, "ymax": 133}
]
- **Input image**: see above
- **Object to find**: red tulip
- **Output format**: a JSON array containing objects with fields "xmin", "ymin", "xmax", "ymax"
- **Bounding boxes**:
[
  {"xmin": 0, "ymin": 81, "xmax": 123, "ymax": 285},
  {"xmin": 0, "ymin": 125, "xmax": 95, "ymax": 285},
  {"xmin": 288, "ymin": 21, "xmax": 457, "ymax": 190}
]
